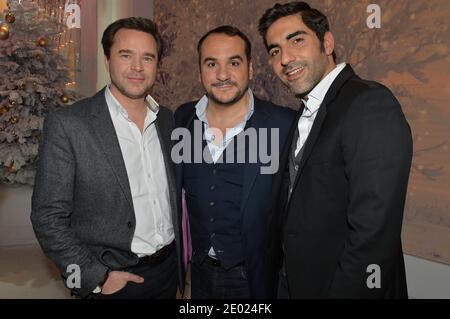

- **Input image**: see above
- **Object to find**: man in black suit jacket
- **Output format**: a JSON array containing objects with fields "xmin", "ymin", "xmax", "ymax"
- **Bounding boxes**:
[
  {"xmin": 258, "ymin": 2, "xmax": 413, "ymax": 298},
  {"xmin": 173, "ymin": 26, "xmax": 295, "ymax": 298},
  {"xmin": 31, "ymin": 18, "xmax": 184, "ymax": 299}
]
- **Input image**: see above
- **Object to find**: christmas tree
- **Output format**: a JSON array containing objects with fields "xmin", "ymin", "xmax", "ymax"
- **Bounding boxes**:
[{"xmin": 0, "ymin": 0, "xmax": 79, "ymax": 185}]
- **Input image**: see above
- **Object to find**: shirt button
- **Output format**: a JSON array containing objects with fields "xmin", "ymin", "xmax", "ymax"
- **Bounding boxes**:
[
  {"xmin": 210, "ymin": 218, "xmax": 214, "ymax": 222},
  {"xmin": 294, "ymin": 165, "xmax": 299, "ymax": 171},
  {"xmin": 209, "ymin": 201, "xmax": 215, "ymax": 207},
  {"xmin": 212, "ymin": 169, "xmax": 217, "ymax": 175},
  {"xmin": 211, "ymin": 233, "xmax": 215, "ymax": 238},
  {"xmin": 210, "ymin": 185, "xmax": 216, "ymax": 191},
  {"xmin": 127, "ymin": 222, "xmax": 133, "ymax": 229}
]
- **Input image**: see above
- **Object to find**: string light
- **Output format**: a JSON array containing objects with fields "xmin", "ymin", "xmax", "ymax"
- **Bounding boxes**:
[{"xmin": 34, "ymin": 0, "xmax": 81, "ymax": 90}]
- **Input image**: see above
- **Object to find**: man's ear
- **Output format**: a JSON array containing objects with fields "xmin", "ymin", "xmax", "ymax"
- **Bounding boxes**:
[
  {"xmin": 198, "ymin": 56, "xmax": 202, "ymax": 83},
  {"xmin": 323, "ymin": 31, "xmax": 335, "ymax": 57},
  {"xmin": 104, "ymin": 56, "xmax": 110, "ymax": 73},
  {"xmin": 249, "ymin": 61, "xmax": 254, "ymax": 81}
]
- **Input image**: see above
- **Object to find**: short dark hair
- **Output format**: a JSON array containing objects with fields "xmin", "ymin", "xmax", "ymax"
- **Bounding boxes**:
[
  {"xmin": 258, "ymin": 1, "xmax": 336, "ymax": 61},
  {"xmin": 197, "ymin": 25, "xmax": 252, "ymax": 63},
  {"xmin": 102, "ymin": 17, "xmax": 164, "ymax": 61}
]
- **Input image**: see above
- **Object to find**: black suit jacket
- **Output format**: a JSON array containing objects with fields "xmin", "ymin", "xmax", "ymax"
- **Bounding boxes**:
[
  {"xmin": 31, "ymin": 88, "xmax": 185, "ymax": 298},
  {"xmin": 267, "ymin": 65, "xmax": 412, "ymax": 298},
  {"xmin": 174, "ymin": 97, "xmax": 296, "ymax": 297}
]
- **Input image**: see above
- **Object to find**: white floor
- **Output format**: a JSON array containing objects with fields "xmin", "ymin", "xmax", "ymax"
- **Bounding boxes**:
[
  {"xmin": 404, "ymin": 254, "xmax": 450, "ymax": 299},
  {"xmin": 0, "ymin": 244, "xmax": 71, "ymax": 299},
  {"xmin": 0, "ymin": 244, "xmax": 191, "ymax": 299},
  {"xmin": 1, "ymin": 244, "xmax": 450, "ymax": 299}
]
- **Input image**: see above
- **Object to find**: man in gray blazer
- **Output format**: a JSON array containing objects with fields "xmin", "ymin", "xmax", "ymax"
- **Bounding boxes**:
[{"xmin": 31, "ymin": 17, "xmax": 184, "ymax": 299}]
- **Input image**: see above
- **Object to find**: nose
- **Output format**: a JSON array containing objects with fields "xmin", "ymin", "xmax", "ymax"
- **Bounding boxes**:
[
  {"xmin": 280, "ymin": 47, "xmax": 295, "ymax": 68},
  {"xmin": 216, "ymin": 65, "xmax": 230, "ymax": 81},
  {"xmin": 131, "ymin": 57, "xmax": 143, "ymax": 72}
]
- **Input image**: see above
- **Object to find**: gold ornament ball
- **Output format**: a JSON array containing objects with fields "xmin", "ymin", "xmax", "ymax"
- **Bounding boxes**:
[
  {"xmin": 5, "ymin": 12, "xmax": 15, "ymax": 24},
  {"xmin": 60, "ymin": 94, "xmax": 69, "ymax": 104},
  {"xmin": 9, "ymin": 116, "xmax": 19, "ymax": 124},
  {"xmin": 0, "ymin": 24, "xmax": 9, "ymax": 41},
  {"xmin": 38, "ymin": 37, "xmax": 47, "ymax": 47},
  {"xmin": 8, "ymin": 164, "xmax": 18, "ymax": 174},
  {"xmin": 0, "ymin": 106, "xmax": 9, "ymax": 116},
  {"xmin": 8, "ymin": 98, "xmax": 16, "ymax": 107},
  {"xmin": 18, "ymin": 82, "xmax": 25, "ymax": 90}
]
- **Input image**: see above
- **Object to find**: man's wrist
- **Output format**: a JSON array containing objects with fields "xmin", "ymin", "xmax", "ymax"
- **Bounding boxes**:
[
  {"xmin": 93, "ymin": 286, "xmax": 102, "ymax": 294},
  {"xmin": 93, "ymin": 269, "xmax": 110, "ymax": 294}
]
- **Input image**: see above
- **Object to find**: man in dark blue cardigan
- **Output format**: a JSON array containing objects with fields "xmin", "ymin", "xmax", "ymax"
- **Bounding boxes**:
[{"xmin": 173, "ymin": 25, "xmax": 295, "ymax": 298}]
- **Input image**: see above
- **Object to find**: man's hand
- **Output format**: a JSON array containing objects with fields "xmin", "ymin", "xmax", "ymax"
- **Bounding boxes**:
[{"xmin": 101, "ymin": 271, "xmax": 144, "ymax": 295}]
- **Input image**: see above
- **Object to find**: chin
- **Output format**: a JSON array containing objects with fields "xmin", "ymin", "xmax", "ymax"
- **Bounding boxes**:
[
  {"xmin": 210, "ymin": 96, "xmax": 239, "ymax": 106},
  {"xmin": 125, "ymin": 92, "xmax": 147, "ymax": 99},
  {"xmin": 128, "ymin": 87, "xmax": 148, "ymax": 95},
  {"xmin": 289, "ymin": 81, "xmax": 312, "ymax": 95}
]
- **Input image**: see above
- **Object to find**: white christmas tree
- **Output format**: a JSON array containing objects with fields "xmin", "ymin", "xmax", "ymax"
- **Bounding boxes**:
[{"xmin": 0, "ymin": 0, "xmax": 79, "ymax": 185}]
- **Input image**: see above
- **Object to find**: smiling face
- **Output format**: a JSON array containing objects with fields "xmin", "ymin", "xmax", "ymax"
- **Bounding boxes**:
[
  {"xmin": 265, "ymin": 14, "xmax": 335, "ymax": 97},
  {"xmin": 199, "ymin": 33, "xmax": 254, "ymax": 106},
  {"xmin": 105, "ymin": 28, "xmax": 158, "ymax": 102}
]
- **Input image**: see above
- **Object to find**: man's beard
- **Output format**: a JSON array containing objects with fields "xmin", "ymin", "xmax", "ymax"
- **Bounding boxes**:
[
  {"xmin": 111, "ymin": 78, "xmax": 150, "ymax": 100},
  {"xmin": 282, "ymin": 56, "xmax": 329, "ymax": 99},
  {"xmin": 206, "ymin": 82, "xmax": 248, "ymax": 106}
]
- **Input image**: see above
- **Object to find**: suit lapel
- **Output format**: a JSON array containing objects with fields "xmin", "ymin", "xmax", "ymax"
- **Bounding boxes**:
[
  {"xmin": 276, "ymin": 103, "xmax": 303, "ymax": 200},
  {"xmin": 154, "ymin": 111, "xmax": 179, "ymax": 227},
  {"xmin": 290, "ymin": 65, "xmax": 356, "ymax": 193},
  {"xmin": 240, "ymin": 101, "xmax": 270, "ymax": 214},
  {"xmin": 291, "ymin": 101, "xmax": 328, "ymax": 190},
  {"xmin": 155, "ymin": 112, "xmax": 172, "ymax": 165},
  {"xmin": 184, "ymin": 110, "xmax": 197, "ymax": 131},
  {"xmin": 89, "ymin": 88, "xmax": 133, "ymax": 210}
]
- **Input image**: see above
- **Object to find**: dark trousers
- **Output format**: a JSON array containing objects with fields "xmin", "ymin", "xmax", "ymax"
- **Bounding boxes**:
[
  {"xmin": 191, "ymin": 256, "xmax": 250, "ymax": 299},
  {"xmin": 91, "ymin": 245, "xmax": 177, "ymax": 299}
]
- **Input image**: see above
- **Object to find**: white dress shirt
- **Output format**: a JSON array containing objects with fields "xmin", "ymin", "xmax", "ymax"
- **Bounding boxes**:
[
  {"xmin": 105, "ymin": 86, "xmax": 174, "ymax": 257},
  {"xmin": 295, "ymin": 63, "xmax": 347, "ymax": 156},
  {"xmin": 195, "ymin": 89, "xmax": 255, "ymax": 163}
]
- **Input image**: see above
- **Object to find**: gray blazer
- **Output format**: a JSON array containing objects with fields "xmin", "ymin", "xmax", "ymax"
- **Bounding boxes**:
[{"xmin": 31, "ymin": 88, "xmax": 184, "ymax": 298}]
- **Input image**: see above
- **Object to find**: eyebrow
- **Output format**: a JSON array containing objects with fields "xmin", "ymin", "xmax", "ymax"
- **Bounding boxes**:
[
  {"xmin": 203, "ymin": 57, "xmax": 217, "ymax": 64},
  {"xmin": 202, "ymin": 55, "xmax": 244, "ymax": 63},
  {"xmin": 229, "ymin": 55, "xmax": 244, "ymax": 61},
  {"xmin": 267, "ymin": 30, "xmax": 307, "ymax": 52},
  {"xmin": 286, "ymin": 30, "xmax": 307, "ymax": 40},
  {"xmin": 118, "ymin": 49, "xmax": 156, "ymax": 58},
  {"xmin": 118, "ymin": 49, "xmax": 133, "ymax": 55}
]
